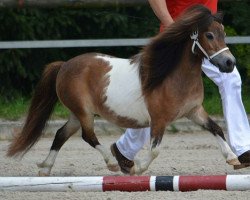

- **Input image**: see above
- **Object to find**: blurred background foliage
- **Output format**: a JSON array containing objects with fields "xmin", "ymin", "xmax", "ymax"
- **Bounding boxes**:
[{"xmin": 0, "ymin": 1, "xmax": 249, "ymax": 104}]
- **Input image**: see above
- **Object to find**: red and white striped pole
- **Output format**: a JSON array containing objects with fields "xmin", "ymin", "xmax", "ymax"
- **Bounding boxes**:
[{"xmin": 0, "ymin": 175, "xmax": 250, "ymax": 192}]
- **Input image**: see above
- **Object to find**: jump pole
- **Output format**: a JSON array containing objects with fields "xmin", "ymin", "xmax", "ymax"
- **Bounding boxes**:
[{"xmin": 0, "ymin": 175, "xmax": 250, "ymax": 192}]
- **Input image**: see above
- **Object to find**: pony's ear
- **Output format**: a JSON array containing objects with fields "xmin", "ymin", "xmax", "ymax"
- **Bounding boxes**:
[{"xmin": 214, "ymin": 11, "xmax": 224, "ymax": 23}]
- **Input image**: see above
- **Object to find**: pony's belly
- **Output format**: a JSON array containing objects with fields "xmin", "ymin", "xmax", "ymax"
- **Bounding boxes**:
[
  {"xmin": 97, "ymin": 55, "xmax": 150, "ymax": 126},
  {"xmin": 104, "ymin": 95, "xmax": 150, "ymax": 126}
]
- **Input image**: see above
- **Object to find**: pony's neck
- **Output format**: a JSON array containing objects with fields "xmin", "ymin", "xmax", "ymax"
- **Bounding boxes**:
[{"xmin": 181, "ymin": 41, "xmax": 203, "ymax": 75}]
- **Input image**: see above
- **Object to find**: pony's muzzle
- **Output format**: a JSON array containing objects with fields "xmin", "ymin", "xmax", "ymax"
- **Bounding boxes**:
[{"xmin": 211, "ymin": 53, "xmax": 236, "ymax": 73}]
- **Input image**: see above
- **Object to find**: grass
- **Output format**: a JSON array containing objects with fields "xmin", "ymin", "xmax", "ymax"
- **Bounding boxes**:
[
  {"xmin": 0, "ymin": 93, "xmax": 249, "ymax": 121},
  {"xmin": 203, "ymin": 94, "xmax": 223, "ymax": 115},
  {"xmin": 0, "ymin": 97, "xmax": 29, "ymax": 120},
  {"xmin": 0, "ymin": 97, "xmax": 69, "ymax": 120},
  {"xmin": 203, "ymin": 90, "xmax": 250, "ymax": 115}
]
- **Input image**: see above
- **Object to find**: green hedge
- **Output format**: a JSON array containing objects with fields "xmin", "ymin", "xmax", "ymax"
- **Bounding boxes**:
[{"xmin": 0, "ymin": 2, "xmax": 250, "ymax": 100}]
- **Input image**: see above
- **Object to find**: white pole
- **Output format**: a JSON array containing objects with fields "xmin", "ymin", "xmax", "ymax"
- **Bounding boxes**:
[
  {"xmin": 226, "ymin": 175, "xmax": 250, "ymax": 191},
  {"xmin": 0, "ymin": 177, "xmax": 103, "ymax": 192}
]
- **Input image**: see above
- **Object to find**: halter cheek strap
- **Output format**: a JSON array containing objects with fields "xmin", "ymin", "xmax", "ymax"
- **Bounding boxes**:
[{"xmin": 190, "ymin": 30, "xmax": 229, "ymax": 60}]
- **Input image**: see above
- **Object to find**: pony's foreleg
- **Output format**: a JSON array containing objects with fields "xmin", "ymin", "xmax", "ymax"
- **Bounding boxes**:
[
  {"xmin": 131, "ymin": 146, "xmax": 159, "ymax": 175},
  {"xmin": 188, "ymin": 106, "xmax": 240, "ymax": 166},
  {"xmin": 130, "ymin": 125, "xmax": 164, "ymax": 175},
  {"xmin": 37, "ymin": 114, "xmax": 80, "ymax": 176}
]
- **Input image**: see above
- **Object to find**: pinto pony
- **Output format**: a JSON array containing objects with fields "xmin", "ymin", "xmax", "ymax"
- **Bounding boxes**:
[{"xmin": 8, "ymin": 5, "xmax": 239, "ymax": 176}]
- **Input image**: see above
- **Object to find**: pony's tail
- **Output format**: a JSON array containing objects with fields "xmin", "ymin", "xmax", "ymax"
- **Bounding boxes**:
[{"xmin": 7, "ymin": 61, "xmax": 65, "ymax": 157}]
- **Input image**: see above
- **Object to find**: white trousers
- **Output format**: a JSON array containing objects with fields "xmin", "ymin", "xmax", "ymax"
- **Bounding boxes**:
[{"xmin": 116, "ymin": 58, "xmax": 250, "ymax": 160}]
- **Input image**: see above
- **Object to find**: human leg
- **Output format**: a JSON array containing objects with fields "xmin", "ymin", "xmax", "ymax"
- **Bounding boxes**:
[
  {"xmin": 116, "ymin": 128, "xmax": 151, "ymax": 160},
  {"xmin": 202, "ymin": 59, "xmax": 250, "ymax": 162},
  {"xmin": 111, "ymin": 127, "xmax": 151, "ymax": 174}
]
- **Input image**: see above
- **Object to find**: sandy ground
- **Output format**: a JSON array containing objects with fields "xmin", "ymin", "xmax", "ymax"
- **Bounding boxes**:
[{"xmin": 1, "ymin": 131, "xmax": 250, "ymax": 199}]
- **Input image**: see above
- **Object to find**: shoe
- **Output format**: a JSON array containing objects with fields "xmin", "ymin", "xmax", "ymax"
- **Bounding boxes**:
[
  {"xmin": 234, "ymin": 150, "xmax": 250, "ymax": 170},
  {"xmin": 110, "ymin": 143, "xmax": 134, "ymax": 174}
]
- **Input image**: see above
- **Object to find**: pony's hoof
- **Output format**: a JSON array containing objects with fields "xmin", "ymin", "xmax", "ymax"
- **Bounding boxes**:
[
  {"xmin": 107, "ymin": 164, "xmax": 120, "ymax": 172},
  {"xmin": 37, "ymin": 164, "xmax": 52, "ymax": 176},
  {"xmin": 129, "ymin": 166, "xmax": 136, "ymax": 175},
  {"xmin": 234, "ymin": 163, "xmax": 250, "ymax": 170},
  {"xmin": 130, "ymin": 161, "xmax": 146, "ymax": 175},
  {"xmin": 106, "ymin": 155, "xmax": 120, "ymax": 172},
  {"xmin": 38, "ymin": 170, "xmax": 50, "ymax": 176},
  {"xmin": 130, "ymin": 166, "xmax": 145, "ymax": 175},
  {"xmin": 227, "ymin": 158, "xmax": 241, "ymax": 166}
]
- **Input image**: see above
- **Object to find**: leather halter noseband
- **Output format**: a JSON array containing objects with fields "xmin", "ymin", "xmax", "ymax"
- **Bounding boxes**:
[{"xmin": 190, "ymin": 30, "xmax": 229, "ymax": 60}]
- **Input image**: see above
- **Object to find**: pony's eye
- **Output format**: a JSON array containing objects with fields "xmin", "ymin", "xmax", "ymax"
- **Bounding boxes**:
[{"xmin": 205, "ymin": 32, "xmax": 214, "ymax": 40}]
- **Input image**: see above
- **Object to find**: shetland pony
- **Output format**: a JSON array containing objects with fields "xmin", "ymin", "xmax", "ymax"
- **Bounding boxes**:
[{"xmin": 8, "ymin": 5, "xmax": 239, "ymax": 176}]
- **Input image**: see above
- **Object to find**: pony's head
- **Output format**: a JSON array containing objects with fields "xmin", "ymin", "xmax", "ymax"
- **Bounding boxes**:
[{"xmin": 186, "ymin": 5, "xmax": 236, "ymax": 73}]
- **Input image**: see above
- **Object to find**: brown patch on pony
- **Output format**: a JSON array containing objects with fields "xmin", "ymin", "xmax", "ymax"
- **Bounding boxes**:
[
  {"xmin": 56, "ymin": 53, "xmax": 106, "ymax": 114},
  {"xmin": 204, "ymin": 117, "xmax": 226, "ymax": 140},
  {"xmin": 7, "ymin": 61, "xmax": 64, "ymax": 157}
]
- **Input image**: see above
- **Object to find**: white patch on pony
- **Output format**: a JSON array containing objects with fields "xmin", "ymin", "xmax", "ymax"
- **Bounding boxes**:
[
  {"xmin": 37, "ymin": 150, "xmax": 58, "ymax": 176},
  {"xmin": 95, "ymin": 144, "xmax": 119, "ymax": 172},
  {"xmin": 132, "ymin": 146, "xmax": 159, "ymax": 175},
  {"xmin": 215, "ymin": 135, "xmax": 239, "ymax": 164},
  {"xmin": 96, "ymin": 55, "xmax": 150, "ymax": 126}
]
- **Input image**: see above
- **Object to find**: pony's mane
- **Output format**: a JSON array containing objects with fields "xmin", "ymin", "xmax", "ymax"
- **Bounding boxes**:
[{"xmin": 139, "ymin": 5, "xmax": 223, "ymax": 93}]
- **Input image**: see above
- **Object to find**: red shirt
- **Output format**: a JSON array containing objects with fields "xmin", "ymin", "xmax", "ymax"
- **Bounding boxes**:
[{"xmin": 160, "ymin": 0, "xmax": 218, "ymax": 31}]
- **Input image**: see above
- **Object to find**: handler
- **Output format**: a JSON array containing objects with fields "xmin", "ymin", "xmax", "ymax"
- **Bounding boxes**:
[{"xmin": 111, "ymin": 0, "xmax": 250, "ymax": 174}]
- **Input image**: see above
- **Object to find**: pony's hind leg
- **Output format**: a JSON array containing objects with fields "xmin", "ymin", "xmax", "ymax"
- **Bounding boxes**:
[
  {"xmin": 37, "ymin": 113, "xmax": 80, "ymax": 176},
  {"xmin": 79, "ymin": 113, "xmax": 119, "ymax": 172},
  {"xmin": 188, "ymin": 106, "xmax": 241, "ymax": 166}
]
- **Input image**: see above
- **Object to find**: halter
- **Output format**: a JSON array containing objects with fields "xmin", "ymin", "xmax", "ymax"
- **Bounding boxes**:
[{"xmin": 190, "ymin": 30, "xmax": 229, "ymax": 60}]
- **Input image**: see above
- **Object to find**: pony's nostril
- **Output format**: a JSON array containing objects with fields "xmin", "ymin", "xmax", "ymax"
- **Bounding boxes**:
[{"xmin": 226, "ymin": 59, "xmax": 233, "ymax": 67}]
